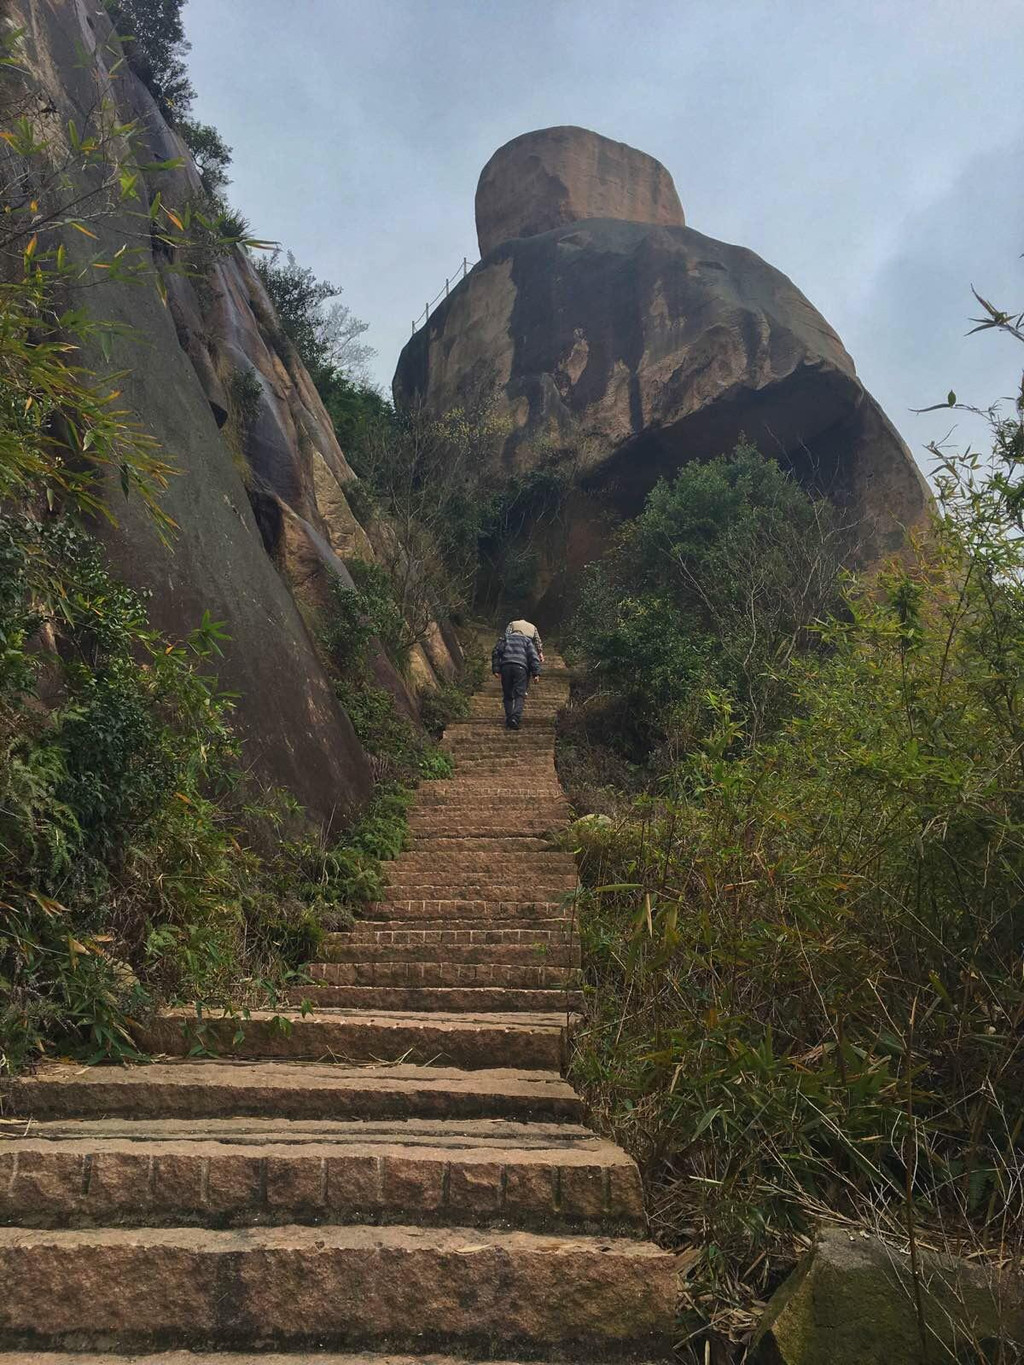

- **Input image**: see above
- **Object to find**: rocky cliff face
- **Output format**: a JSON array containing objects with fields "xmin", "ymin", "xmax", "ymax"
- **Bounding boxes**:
[
  {"xmin": 14, "ymin": 0, "xmax": 460, "ymax": 828},
  {"xmin": 395, "ymin": 127, "xmax": 932, "ymax": 612}
]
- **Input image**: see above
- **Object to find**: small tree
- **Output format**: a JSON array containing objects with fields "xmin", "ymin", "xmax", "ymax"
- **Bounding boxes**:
[
  {"xmin": 569, "ymin": 441, "xmax": 850, "ymax": 757},
  {"xmin": 253, "ymin": 248, "xmax": 375, "ymax": 384},
  {"xmin": 106, "ymin": 0, "xmax": 195, "ymax": 118}
]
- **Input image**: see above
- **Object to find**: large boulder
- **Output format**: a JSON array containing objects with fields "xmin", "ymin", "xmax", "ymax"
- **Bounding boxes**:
[
  {"xmin": 476, "ymin": 126, "xmax": 685, "ymax": 255},
  {"xmin": 749, "ymin": 1228, "xmax": 1024, "ymax": 1364},
  {"xmin": 394, "ymin": 127, "xmax": 931, "ymax": 611}
]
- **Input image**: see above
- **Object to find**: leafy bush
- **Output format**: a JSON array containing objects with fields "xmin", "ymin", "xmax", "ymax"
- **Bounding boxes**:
[
  {"xmin": 418, "ymin": 682, "xmax": 470, "ymax": 739},
  {"xmin": 566, "ymin": 442, "xmax": 847, "ymax": 767},
  {"xmin": 418, "ymin": 747, "xmax": 454, "ymax": 780}
]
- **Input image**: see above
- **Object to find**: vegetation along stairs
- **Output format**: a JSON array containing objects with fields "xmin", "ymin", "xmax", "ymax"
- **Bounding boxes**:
[{"xmin": 0, "ymin": 651, "xmax": 678, "ymax": 1361}]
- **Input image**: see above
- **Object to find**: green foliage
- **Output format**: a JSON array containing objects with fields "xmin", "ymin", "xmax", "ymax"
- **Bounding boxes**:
[
  {"xmin": 321, "ymin": 560, "xmax": 407, "ymax": 677},
  {"xmin": 176, "ymin": 118, "xmax": 232, "ymax": 195},
  {"xmin": 316, "ymin": 370, "xmax": 392, "ymax": 453},
  {"xmin": 106, "ymin": 0, "xmax": 195, "ymax": 118},
  {"xmin": 348, "ymin": 560, "xmax": 408, "ymax": 672},
  {"xmin": 566, "ymin": 332, "xmax": 1024, "ymax": 1325},
  {"xmin": 418, "ymin": 747, "xmax": 454, "ymax": 780},
  {"xmin": 476, "ymin": 463, "xmax": 574, "ymax": 607},
  {"xmin": 0, "ymin": 513, "xmax": 243, "ymax": 1071},
  {"xmin": 567, "ymin": 443, "xmax": 847, "ymax": 765},
  {"xmin": 418, "ymin": 682, "xmax": 470, "ymax": 739},
  {"xmin": 335, "ymin": 676, "xmax": 422, "ymax": 773},
  {"xmin": 253, "ymin": 248, "xmax": 374, "ymax": 385}
]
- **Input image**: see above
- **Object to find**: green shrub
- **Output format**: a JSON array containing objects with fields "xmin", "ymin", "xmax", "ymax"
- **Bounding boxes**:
[
  {"xmin": 418, "ymin": 746, "xmax": 454, "ymax": 780},
  {"xmin": 335, "ymin": 677, "xmax": 421, "ymax": 773},
  {"xmin": 566, "ymin": 443, "xmax": 847, "ymax": 767},
  {"xmin": 418, "ymin": 682, "xmax": 470, "ymax": 738}
]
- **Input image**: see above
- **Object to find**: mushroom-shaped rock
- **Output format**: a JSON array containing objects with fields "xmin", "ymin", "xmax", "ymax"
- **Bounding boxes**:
[
  {"xmin": 397, "ymin": 129, "xmax": 931, "ymax": 614},
  {"xmin": 476, "ymin": 125, "xmax": 685, "ymax": 256}
]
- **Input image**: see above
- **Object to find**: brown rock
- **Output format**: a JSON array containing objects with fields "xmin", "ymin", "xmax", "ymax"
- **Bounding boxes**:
[
  {"xmin": 476, "ymin": 126, "xmax": 685, "ymax": 255},
  {"xmin": 395, "ymin": 133, "xmax": 932, "ymax": 610}
]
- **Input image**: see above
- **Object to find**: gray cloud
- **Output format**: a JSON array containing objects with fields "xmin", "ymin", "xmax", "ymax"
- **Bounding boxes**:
[{"xmin": 184, "ymin": 0, "xmax": 1024, "ymax": 474}]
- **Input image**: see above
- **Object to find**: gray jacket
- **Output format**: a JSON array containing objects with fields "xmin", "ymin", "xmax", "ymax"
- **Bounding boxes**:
[{"xmin": 493, "ymin": 632, "xmax": 541, "ymax": 677}]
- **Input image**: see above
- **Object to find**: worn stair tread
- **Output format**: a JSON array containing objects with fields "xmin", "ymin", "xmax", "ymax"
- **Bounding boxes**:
[
  {"xmin": 0, "ymin": 1116, "xmax": 606, "ymax": 1147},
  {"xmin": 1, "ymin": 1120, "xmax": 643, "ymax": 1231},
  {"xmin": 0, "ymin": 1223, "xmax": 676, "ymax": 1356},
  {"xmin": 287, "ymin": 986, "xmax": 582, "ymax": 1013},
  {"xmin": 316, "ymin": 941, "xmax": 579, "ymax": 965},
  {"xmin": 0, "ymin": 1355, "xmax": 665, "ymax": 1365},
  {"xmin": 128, "ymin": 1007, "xmax": 571, "ymax": 1070},
  {"xmin": 5, "ymin": 1060, "xmax": 584, "ymax": 1123}
]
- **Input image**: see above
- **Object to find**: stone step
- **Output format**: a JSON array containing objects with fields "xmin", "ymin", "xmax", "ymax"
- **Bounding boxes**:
[
  {"xmin": 283, "ymin": 985, "xmax": 582, "ymax": 1014},
  {"xmin": 343, "ymin": 921, "xmax": 572, "ymax": 944},
  {"xmin": 307, "ymin": 961, "xmax": 576, "ymax": 989},
  {"xmin": 447, "ymin": 738, "xmax": 554, "ymax": 752},
  {"xmin": 6, "ymin": 1061, "xmax": 582, "ymax": 1123},
  {"xmin": 391, "ymin": 853, "xmax": 576, "ymax": 874},
  {"xmin": 0, "ymin": 1355, "xmax": 627, "ymax": 1365},
  {"xmin": 444, "ymin": 757, "xmax": 558, "ymax": 769},
  {"xmin": 387, "ymin": 867, "xmax": 576, "ymax": 886},
  {"xmin": 0, "ymin": 1118, "xmax": 643, "ymax": 1234},
  {"xmin": 130, "ymin": 1008, "xmax": 569, "ymax": 1069},
  {"xmin": 408, "ymin": 836, "xmax": 552, "ymax": 851},
  {"xmin": 382, "ymin": 886, "xmax": 577, "ymax": 904},
  {"xmin": 319, "ymin": 939, "xmax": 579, "ymax": 965},
  {"xmin": 410, "ymin": 792, "xmax": 566, "ymax": 808},
  {"xmin": 0, "ymin": 1223, "xmax": 676, "ymax": 1358},
  {"xmin": 363, "ymin": 900, "xmax": 568, "ymax": 921},
  {"xmin": 406, "ymin": 819, "xmax": 569, "ymax": 837}
]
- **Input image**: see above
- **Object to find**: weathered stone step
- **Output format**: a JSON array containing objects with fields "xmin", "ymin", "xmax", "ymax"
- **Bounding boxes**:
[
  {"xmin": 283, "ymin": 985, "xmax": 582, "ymax": 1014},
  {"xmin": 444, "ymin": 758, "xmax": 558, "ymax": 770},
  {"xmin": 0, "ymin": 1119, "xmax": 643, "ymax": 1234},
  {"xmin": 6, "ymin": 1061, "xmax": 582, "ymax": 1122},
  {"xmin": 408, "ymin": 836, "xmax": 552, "ymax": 851},
  {"xmin": 406, "ymin": 819, "xmax": 568, "ymax": 838},
  {"xmin": 363, "ymin": 899, "xmax": 567, "ymax": 922},
  {"xmin": 410, "ymin": 792, "xmax": 566, "ymax": 809},
  {"xmin": 382, "ymin": 886, "xmax": 577, "ymax": 905},
  {"xmin": 129, "ymin": 1008, "xmax": 567, "ymax": 1069},
  {"xmin": 447, "ymin": 739, "xmax": 554, "ymax": 753},
  {"xmin": 391, "ymin": 853, "xmax": 576, "ymax": 874},
  {"xmin": 307, "ymin": 960, "xmax": 575, "ymax": 989},
  {"xmin": 0, "ymin": 1224, "xmax": 675, "ymax": 1357},
  {"xmin": 387, "ymin": 867, "xmax": 576, "ymax": 886},
  {"xmin": 319, "ymin": 938, "xmax": 579, "ymax": 965},
  {"xmin": 344, "ymin": 921, "xmax": 572, "ymax": 943},
  {"xmin": 0, "ymin": 1355, "xmax": 635, "ymax": 1365}
]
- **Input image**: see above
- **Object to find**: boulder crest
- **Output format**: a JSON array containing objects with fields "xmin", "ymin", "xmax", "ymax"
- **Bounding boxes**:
[{"xmin": 475, "ymin": 126, "xmax": 685, "ymax": 256}]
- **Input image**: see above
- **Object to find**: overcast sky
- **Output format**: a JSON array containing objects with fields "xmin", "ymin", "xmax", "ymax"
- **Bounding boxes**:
[{"xmin": 184, "ymin": 0, "xmax": 1024, "ymax": 477}]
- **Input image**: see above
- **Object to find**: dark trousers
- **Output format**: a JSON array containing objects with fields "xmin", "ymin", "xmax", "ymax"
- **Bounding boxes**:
[{"xmin": 501, "ymin": 663, "xmax": 529, "ymax": 727}]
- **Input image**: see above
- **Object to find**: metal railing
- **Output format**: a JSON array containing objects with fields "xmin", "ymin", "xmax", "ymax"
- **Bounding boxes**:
[{"xmin": 411, "ymin": 255, "xmax": 477, "ymax": 335}]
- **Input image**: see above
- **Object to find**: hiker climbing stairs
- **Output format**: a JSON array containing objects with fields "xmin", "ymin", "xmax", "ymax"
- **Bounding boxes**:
[{"xmin": 0, "ymin": 650, "xmax": 677, "ymax": 1361}]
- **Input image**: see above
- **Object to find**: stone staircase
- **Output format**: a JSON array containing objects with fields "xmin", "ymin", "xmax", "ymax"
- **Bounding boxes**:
[{"xmin": 0, "ymin": 651, "xmax": 677, "ymax": 1362}]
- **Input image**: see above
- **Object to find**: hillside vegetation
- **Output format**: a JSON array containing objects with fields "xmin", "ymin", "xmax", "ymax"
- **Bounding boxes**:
[{"xmin": 558, "ymin": 318, "xmax": 1024, "ymax": 1342}]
